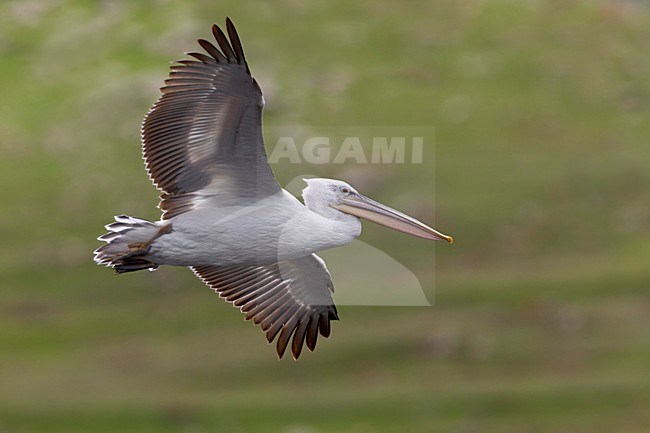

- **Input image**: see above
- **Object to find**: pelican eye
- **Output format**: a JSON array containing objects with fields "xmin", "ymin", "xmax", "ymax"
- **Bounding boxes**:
[{"xmin": 340, "ymin": 187, "xmax": 351, "ymax": 195}]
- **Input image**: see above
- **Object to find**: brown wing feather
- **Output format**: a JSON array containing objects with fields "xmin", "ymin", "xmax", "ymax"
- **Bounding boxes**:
[
  {"xmin": 141, "ymin": 19, "xmax": 280, "ymax": 220},
  {"xmin": 192, "ymin": 254, "xmax": 339, "ymax": 360}
]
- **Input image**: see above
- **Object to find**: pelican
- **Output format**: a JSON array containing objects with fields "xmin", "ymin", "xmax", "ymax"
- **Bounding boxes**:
[{"xmin": 94, "ymin": 18, "xmax": 452, "ymax": 359}]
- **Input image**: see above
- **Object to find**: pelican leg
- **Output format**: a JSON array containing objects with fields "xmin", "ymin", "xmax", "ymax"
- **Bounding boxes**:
[{"xmin": 120, "ymin": 223, "xmax": 173, "ymax": 259}]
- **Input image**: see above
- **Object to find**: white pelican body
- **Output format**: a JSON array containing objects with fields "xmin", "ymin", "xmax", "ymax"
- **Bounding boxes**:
[
  {"xmin": 94, "ymin": 19, "xmax": 452, "ymax": 359},
  {"xmin": 149, "ymin": 187, "xmax": 361, "ymax": 267}
]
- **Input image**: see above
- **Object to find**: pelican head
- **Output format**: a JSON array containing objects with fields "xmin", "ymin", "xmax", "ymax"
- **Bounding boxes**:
[{"xmin": 302, "ymin": 178, "xmax": 453, "ymax": 243}]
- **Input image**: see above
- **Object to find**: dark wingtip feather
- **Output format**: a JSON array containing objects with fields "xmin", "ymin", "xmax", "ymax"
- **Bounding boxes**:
[
  {"xmin": 197, "ymin": 39, "xmax": 226, "ymax": 63},
  {"xmin": 305, "ymin": 318, "xmax": 319, "ymax": 352},
  {"xmin": 319, "ymin": 313, "xmax": 331, "ymax": 337},
  {"xmin": 225, "ymin": 17, "xmax": 249, "ymax": 73},
  {"xmin": 291, "ymin": 320, "xmax": 309, "ymax": 360},
  {"xmin": 276, "ymin": 329, "xmax": 290, "ymax": 359},
  {"xmin": 186, "ymin": 51, "xmax": 217, "ymax": 64},
  {"xmin": 211, "ymin": 23, "xmax": 236, "ymax": 62}
]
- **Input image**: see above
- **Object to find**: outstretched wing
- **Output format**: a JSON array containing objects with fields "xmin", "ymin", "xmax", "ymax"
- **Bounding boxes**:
[
  {"xmin": 142, "ymin": 18, "xmax": 280, "ymax": 219},
  {"xmin": 192, "ymin": 254, "xmax": 339, "ymax": 359}
]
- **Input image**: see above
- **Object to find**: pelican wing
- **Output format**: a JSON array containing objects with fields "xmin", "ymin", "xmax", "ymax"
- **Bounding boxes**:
[
  {"xmin": 142, "ymin": 18, "xmax": 280, "ymax": 219},
  {"xmin": 192, "ymin": 254, "xmax": 339, "ymax": 359}
]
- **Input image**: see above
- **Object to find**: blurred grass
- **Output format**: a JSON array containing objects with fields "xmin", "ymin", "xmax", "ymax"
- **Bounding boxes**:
[{"xmin": 1, "ymin": 0, "xmax": 649, "ymax": 432}]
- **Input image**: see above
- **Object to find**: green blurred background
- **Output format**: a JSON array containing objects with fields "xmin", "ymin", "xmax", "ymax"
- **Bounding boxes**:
[{"xmin": 1, "ymin": 0, "xmax": 649, "ymax": 432}]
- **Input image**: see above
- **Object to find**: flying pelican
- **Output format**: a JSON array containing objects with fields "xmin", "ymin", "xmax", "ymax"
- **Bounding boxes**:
[{"xmin": 94, "ymin": 18, "xmax": 453, "ymax": 360}]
